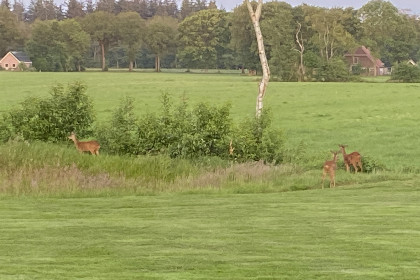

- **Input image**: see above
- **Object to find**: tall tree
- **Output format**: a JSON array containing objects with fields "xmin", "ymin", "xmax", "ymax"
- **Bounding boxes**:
[
  {"xmin": 26, "ymin": 0, "xmax": 59, "ymax": 21},
  {"xmin": 358, "ymin": 0, "xmax": 417, "ymax": 65},
  {"xmin": 84, "ymin": 0, "xmax": 94, "ymax": 14},
  {"xmin": 26, "ymin": 19, "xmax": 90, "ymax": 71},
  {"xmin": 180, "ymin": 0, "xmax": 207, "ymax": 19},
  {"xmin": 260, "ymin": 1, "xmax": 296, "ymax": 81},
  {"xmin": 230, "ymin": 2, "xmax": 259, "ymax": 73},
  {"xmin": 26, "ymin": 20, "xmax": 64, "ymax": 71},
  {"xmin": 117, "ymin": 12, "xmax": 146, "ymax": 71},
  {"xmin": 59, "ymin": 19, "xmax": 90, "ymax": 71},
  {"xmin": 143, "ymin": 15, "xmax": 178, "ymax": 72},
  {"xmin": 96, "ymin": 0, "xmax": 115, "ymax": 13},
  {"xmin": 303, "ymin": 6, "xmax": 355, "ymax": 62},
  {"xmin": 1, "ymin": 0, "xmax": 11, "ymax": 9},
  {"xmin": 66, "ymin": 0, "xmax": 84, "ymax": 18},
  {"xmin": 82, "ymin": 11, "xmax": 117, "ymax": 71},
  {"xmin": 246, "ymin": 0, "xmax": 270, "ymax": 117},
  {"xmin": 0, "ymin": 6, "xmax": 23, "ymax": 56},
  {"xmin": 178, "ymin": 9, "xmax": 230, "ymax": 70},
  {"xmin": 12, "ymin": 0, "xmax": 25, "ymax": 21}
]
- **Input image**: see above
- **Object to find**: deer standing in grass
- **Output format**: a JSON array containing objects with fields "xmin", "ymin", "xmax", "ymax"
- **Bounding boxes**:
[
  {"xmin": 68, "ymin": 132, "xmax": 100, "ymax": 155},
  {"xmin": 322, "ymin": 151, "xmax": 339, "ymax": 189},
  {"xmin": 338, "ymin": 144, "xmax": 362, "ymax": 173}
]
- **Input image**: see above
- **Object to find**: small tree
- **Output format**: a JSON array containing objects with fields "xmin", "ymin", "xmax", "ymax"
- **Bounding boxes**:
[
  {"xmin": 391, "ymin": 63, "xmax": 420, "ymax": 82},
  {"xmin": 143, "ymin": 16, "xmax": 178, "ymax": 72},
  {"xmin": 82, "ymin": 11, "xmax": 118, "ymax": 71},
  {"xmin": 3, "ymin": 82, "xmax": 94, "ymax": 142}
]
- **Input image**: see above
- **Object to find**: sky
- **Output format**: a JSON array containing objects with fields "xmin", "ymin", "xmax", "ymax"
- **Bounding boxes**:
[{"xmin": 215, "ymin": 0, "xmax": 420, "ymax": 14}]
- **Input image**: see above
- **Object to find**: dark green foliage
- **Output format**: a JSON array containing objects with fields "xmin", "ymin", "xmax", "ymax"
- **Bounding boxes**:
[
  {"xmin": 315, "ymin": 58, "xmax": 351, "ymax": 82},
  {"xmin": 351, "ymin": 63, "xmax": 362, "ymax": 75},
  {"xmin": 1, "ymin": 82, "xmax": 94, "ymax": 142},
  {"xmin": 96, "ymin": 96, "xmax": 139, "ymax": 155},
  {"xmin": 99, "ymin": 93, "xmax": 285, "ymax": 163},
  {"xmin": 361, "ymin": 155, "xmax": 387, "ymax": 173},
  {"xmin": 391, "ymin": 63, "xmax": 420, "ymax": 82},
  {"xmin": 172, "ymin": 102, "xmax": 232, "ymax": 158},
  {"xmin": 232, "ymin": 109, "xmax": 284, "ymax": 164}
]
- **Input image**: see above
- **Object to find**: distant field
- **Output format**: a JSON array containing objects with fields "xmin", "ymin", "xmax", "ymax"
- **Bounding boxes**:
[{"xmin": 1, "ymin": 71, "xmax": 419, "ymax": 170}]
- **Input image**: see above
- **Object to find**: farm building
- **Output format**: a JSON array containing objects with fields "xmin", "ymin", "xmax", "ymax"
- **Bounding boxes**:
[
  {"xmin": 344, "ymin": 46, "xmax": 388, "ymax": 76},
  {"xmin": 0, "ymin": 51, "xmax": 32, "ymax": 71}
]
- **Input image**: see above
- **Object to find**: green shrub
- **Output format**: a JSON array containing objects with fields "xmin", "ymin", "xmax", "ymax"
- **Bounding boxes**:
[
  {"xmin": 351, "ymin": 64, "xmax": 362, "ymax": 75},
  {"xmin": 99, "ymin": 93, "xmax": 284, "ymax": 163},
  {"xmin": 2, "ymin": 81, "xmax": 94, "ymax": 143},
  {"xmin": 231, "ymin": 109, "xmax": 284, "ymax": 164},
  {"xmin": 96, "ymin": 96, "xmax": 139, "ymax": 155},
  {"xmin": 316, "ymin": 58, "xmax": 351, "ymax": 82},
  {"xmin": 391, "ymin": 63, "xmax": 420, "ymax": 82},
  {"xmin": 361, "ymin": 155, "xmax": 387, "ymax": 173},
  {"xmin": 170, "ymin": 102, "xmax": 232, "ymax": 158}
]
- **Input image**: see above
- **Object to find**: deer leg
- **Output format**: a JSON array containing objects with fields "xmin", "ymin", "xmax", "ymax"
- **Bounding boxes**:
[
  {"xmin": 321, "ymin": 171, "xmax": 326, "ymax": 189},
  {"xmin": 358, "ymin": 161, "xmax": 363, "ymax": 173},
  {"xmin": 345, "ymin": 163, "xmax": 350, "ymax": 172},
  {"xmin": 330, "ymin": 172, "xmax": 335, "ymax": 188},
  {"xmin": 352, "ymin": 163, "xmax": 358, "ymax": 173}
]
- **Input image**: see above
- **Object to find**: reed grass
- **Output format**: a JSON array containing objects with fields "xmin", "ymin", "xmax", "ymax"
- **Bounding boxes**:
[{"xmin": 0, "ymin": 140, "xmax": 416, "ymax": 196}]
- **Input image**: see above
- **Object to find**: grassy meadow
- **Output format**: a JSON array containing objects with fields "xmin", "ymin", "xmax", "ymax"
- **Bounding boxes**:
[
  {"xmin": 1, "ymin": 70, "xmax": 420, "ymax": 278},
  {"xmin": 1, "ymin": 70, "xmax": 420, "ymax": 169}
]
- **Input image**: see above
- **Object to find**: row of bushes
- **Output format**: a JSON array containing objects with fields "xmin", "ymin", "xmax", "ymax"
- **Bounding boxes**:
[{"xmin": 0, "ymin": 82, "xmax": 284, "ymax": 164}]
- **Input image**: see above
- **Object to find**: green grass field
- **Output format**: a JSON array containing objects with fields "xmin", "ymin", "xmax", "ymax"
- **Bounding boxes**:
[
  {"xmin": 1, "ymin": 71, "xmax": 419, "ymax": 169},
  {"xmin": 1, "ymin": 183, "xmax": 420, "ymax": 279},
  {"xmin": 1, "ymin": 71, "xmax": 420, "ymax": 278}
]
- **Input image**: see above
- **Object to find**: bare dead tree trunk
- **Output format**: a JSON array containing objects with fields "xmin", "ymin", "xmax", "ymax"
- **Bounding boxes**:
[
  {"xmin": 246, "ymin": 0, "xmax": 270, "ymax": 117},
  {"xmin": 295, "ymin": 22, "xmax": 305, "ymax": 82}
]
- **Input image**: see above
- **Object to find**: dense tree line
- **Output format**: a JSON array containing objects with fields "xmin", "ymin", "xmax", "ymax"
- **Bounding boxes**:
[{"xmin": 1, "ymin": 0, "xmax": 420, "ymax": 80}]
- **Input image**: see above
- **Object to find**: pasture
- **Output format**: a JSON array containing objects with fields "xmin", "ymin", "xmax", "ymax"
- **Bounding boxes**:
[
  {"xmin": 1, "ymin": 71, "xmax": 420, "ymax": 169},
  {"xmin": 1, "ymin": 71, "xmax": 420, "ymax": 278}
]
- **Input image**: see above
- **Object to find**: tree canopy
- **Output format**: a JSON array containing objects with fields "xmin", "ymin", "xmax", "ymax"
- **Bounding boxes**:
[{"xmin": 1, "ymin": 0, "xmax": 419, "ymax": 80}]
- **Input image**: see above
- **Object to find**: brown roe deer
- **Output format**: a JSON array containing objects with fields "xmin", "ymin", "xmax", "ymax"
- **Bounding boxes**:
[
  {"xmin": 322, "ymin": 151, "xmax": 339, "ymax": 189},
  {"xmin": 68, "ymin": 132, "xmax": 100, "ymax": 155},
  {"xmin": 338, "ymin": 144, "xmax": 362, "ymax": 173}
]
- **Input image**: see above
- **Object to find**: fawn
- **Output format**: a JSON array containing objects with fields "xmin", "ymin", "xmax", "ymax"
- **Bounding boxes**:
[
  {"xmin": 338, "ymin": 144, "xmax": 362, "ymax": 173},
  {"xmin": 68, "ymin": 132, "xmax": 100, "ymax": 155},
  {"xmin": 322, "ymin": 151, "xmax": 339, "ymax": 189}
]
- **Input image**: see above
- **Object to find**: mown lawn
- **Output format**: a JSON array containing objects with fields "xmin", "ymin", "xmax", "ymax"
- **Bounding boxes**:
[{"xmin": 1, "ymin": 182, "xmax": 420, "ymax": 279}]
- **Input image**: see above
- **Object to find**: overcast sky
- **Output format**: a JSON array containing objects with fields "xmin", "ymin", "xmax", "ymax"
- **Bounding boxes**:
[{"xmin": 214, "ymin": 0, "xmax": 420, "ymax": 14}]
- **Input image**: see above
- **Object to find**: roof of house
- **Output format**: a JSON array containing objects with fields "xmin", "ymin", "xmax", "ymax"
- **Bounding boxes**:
[
  {"xmin": 345, "ymin": 46, "xmax": 384, "ymax": 67},
  {"xmin": 10, "ymin": 51, "xmax": 32, "ymax": 63}
]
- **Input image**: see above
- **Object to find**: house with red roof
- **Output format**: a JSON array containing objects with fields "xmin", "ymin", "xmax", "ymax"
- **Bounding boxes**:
[
  {"xmin": 0, "ymin": 51, "xmax": 32, "ymax": 71},
  {"xmin": 344, "ymin": 46, "xmax": 388, "ymax": 76}
]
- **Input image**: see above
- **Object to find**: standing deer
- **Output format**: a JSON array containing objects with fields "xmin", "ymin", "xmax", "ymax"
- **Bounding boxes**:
[
  {"xmin": 68, "ymin": 132, "xmax": 100, "ymax": 155},
  {"xmin": 338, "ymin": 144, "xmax": 362, "ymax": 173},
  {"xmin": 322, "ymin": 151, "xmax": 339, "ymax": 189}
]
